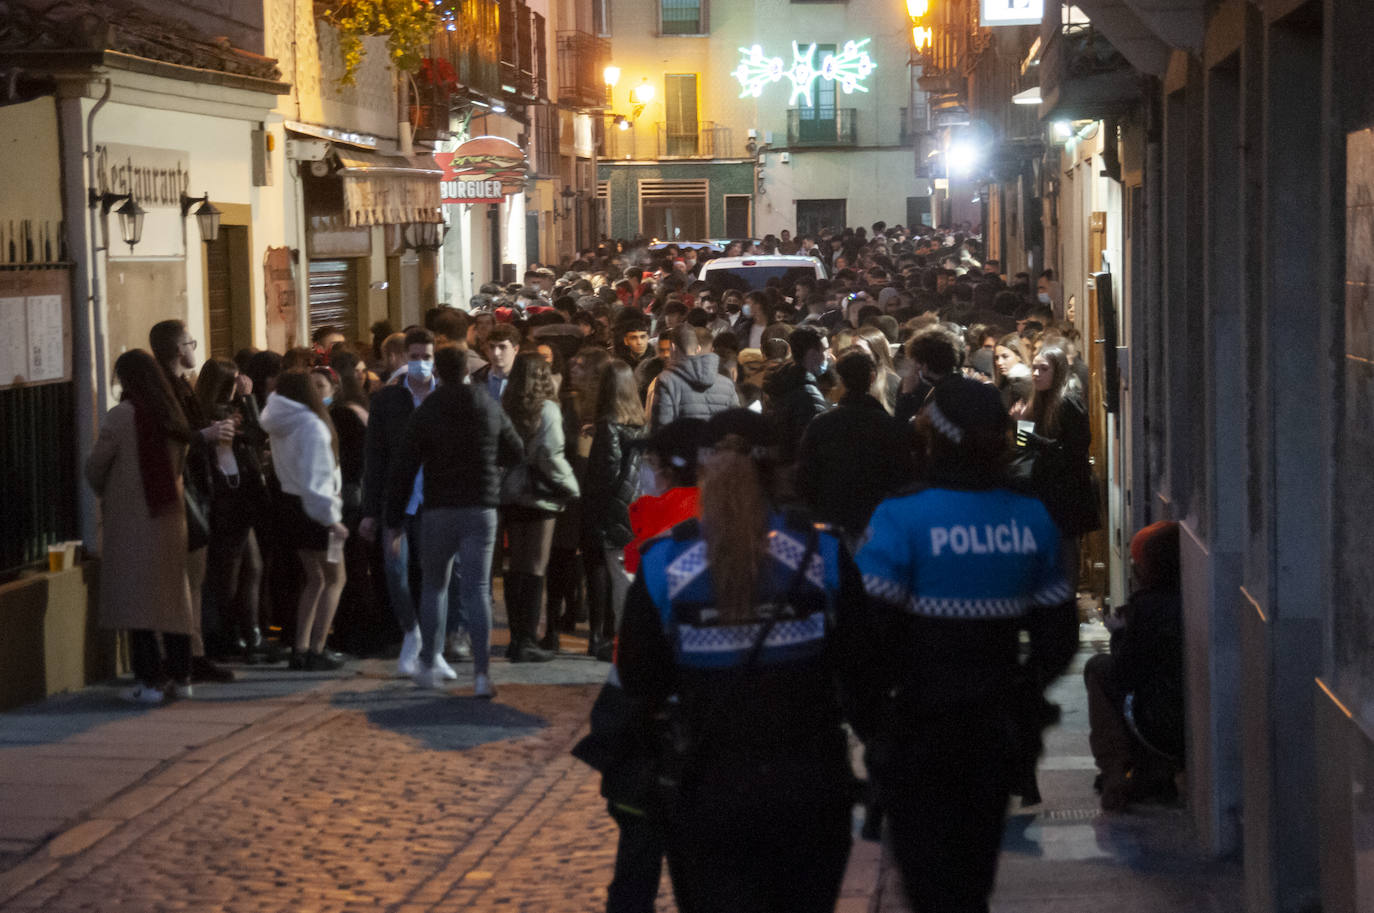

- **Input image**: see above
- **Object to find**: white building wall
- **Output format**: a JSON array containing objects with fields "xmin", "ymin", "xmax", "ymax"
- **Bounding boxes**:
[{"xmin": 757, "ymin": 147, "xmax": 920, "ymax": 236}]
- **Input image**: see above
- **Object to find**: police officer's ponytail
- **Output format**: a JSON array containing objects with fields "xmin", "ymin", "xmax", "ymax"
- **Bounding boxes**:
[{"xmin": 698, "ymin": 411, "xmax": 780, "ymax": 624}]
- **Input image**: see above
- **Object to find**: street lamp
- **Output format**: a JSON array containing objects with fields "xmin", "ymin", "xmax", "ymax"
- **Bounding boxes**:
[
  {"xmin": 88, "ymin": 189, "xmax": 146, "ymax": 252},
  {"xmin": 181, "ymin": 192, "xmax": 222, "ymax": 243},
  {"xmin": 113, "ymin": 197, "xmax": 145, "ymax": 252}
]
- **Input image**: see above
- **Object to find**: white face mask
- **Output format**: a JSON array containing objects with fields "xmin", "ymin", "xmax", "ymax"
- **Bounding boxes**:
[
  {"xmin": 1038, "ymin": 292, "xmax": 1052, "ymax": 305},
  {"xmin": 639, "ymin": 463, "xmax": 661, "ymax": 497},
  {"xmin": 742, "ymin": 304, "xmax": 753, "ymax": 318}
]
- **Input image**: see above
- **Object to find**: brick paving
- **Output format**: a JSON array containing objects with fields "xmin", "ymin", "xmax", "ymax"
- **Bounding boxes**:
[{"xmin": 0, "ymin": 623, "xmax": 1242, "ymax": 913}]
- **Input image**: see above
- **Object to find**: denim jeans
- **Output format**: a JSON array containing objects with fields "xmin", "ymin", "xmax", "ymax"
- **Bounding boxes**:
[
  {"xmin": 419, "ymin": 507, "xmax": 497, "ymax": 675},
  {"xmin": 385, "ymin": 512, "xmax": 465, "ymax": 635}
]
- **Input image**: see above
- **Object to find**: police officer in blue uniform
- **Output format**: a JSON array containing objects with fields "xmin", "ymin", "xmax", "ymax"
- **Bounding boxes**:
[
  {"xmin": 853, "ymin": 376, "xmax": 1079, "ymax": 913},
  {"xmin": 617, "ymin": 408, "xmax": 867, "ymax": 913}
]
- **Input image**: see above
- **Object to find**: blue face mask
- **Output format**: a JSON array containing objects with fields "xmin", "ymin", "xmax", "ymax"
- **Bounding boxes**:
[
  {"xmin": 322, "ymin": 395, "xmax": 333, "ymax": 407},
  {"xmin": 407, "ymin": 359, "xmax": 433, "ymax": 381},
  {"xmin": 742, "ymin": 304, "xmax": 753, "ymax": 318}
]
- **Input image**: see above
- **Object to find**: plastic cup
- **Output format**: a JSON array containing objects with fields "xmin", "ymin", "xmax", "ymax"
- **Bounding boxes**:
[
  {"xmin": 47, "ymin": 544, "xmax": 64, "ymax": 572},
  {"xmin": 64, "ymin": 541, "xmax": 78, "ymax": 567}
]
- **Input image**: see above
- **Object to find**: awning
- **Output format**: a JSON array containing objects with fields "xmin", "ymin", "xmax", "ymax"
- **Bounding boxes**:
[{"xmin": 333, "ymin": 149, "xmax": 444, "ymax": 228}]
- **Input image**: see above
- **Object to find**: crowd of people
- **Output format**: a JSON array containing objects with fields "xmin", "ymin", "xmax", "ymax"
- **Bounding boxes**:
[{"xmin": 85, "ymin": 220, "xmax": 1188, "ymax": 913}]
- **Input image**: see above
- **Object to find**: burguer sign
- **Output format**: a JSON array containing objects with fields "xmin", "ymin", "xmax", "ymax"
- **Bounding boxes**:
[{"xmin": 435, "ymin": 136, "xmax": 527, "ymax": 205}]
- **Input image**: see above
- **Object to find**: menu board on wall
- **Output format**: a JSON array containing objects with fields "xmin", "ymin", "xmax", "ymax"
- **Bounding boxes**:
[{"xmin": 0, "ymin": 269, "xmax": 71, "ymax": 389}]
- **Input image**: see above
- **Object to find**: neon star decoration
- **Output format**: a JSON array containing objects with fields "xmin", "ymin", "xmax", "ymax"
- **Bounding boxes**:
[{"xmin": 733, "ymin": 39, "xmax": 876, "ymax": 105}]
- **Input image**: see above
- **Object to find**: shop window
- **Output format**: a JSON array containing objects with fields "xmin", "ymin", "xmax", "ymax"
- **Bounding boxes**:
[
  {"xmin": 795, "ymin": 199, "xmax": 846, "ymax": 237},
  {"xmin": 639, "ymin": 178, "xmax": 708, "ymax": 240}
]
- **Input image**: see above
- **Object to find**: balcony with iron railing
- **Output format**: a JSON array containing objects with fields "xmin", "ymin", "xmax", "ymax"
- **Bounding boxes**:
[
  {"xmin": 557, "ymin": 30, "xmax": 610, "ymax": 110},
  {"xmin": 1039, "ymin": 20, "xmax": 1140, "ymax": 120},
  {"xmin": 656, "ymin": 122, "xmax": 733, "ymax": 158},
  {"xmin": 427, "ymin": 0, "xmax": 502, "ymax": 100},
  {"xmin": 498, "ymin": 0, "xmax": 545, "ymax": 102},
  {"xmin": 786, "ymin": 108, "xmax": 857, "ymax": 147}
]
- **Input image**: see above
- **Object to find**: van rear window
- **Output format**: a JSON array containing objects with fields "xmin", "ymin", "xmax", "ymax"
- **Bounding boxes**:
[{"xmin": 704, "ymin": 266, "xmax": 819, "ymax": 293}]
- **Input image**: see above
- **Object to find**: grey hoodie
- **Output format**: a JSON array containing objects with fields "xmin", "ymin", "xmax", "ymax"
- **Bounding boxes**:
[{"xmin": 650, "ymin": 352, "xmax": 740, "ymax": 431}]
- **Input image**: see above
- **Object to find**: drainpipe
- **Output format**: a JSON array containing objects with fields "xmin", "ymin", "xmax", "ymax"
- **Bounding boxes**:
[
  {"xmin": 85, "ymin": 79, "xmax": 112, "ymax": 410},
  {"xmin": 62, "ymin": 76, "xmax": 112, "ymax": 545}
]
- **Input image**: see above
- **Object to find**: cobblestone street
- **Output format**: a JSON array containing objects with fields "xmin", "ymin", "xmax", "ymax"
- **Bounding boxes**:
[{"xmin": 0, "ymin": 626, "xmax": 1241, "ymax": 913}]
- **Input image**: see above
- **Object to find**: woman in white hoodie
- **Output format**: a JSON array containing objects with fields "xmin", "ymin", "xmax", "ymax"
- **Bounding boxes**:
[{"xmin": 259, "ymin": 370, "xmax": 348, "ymax": 670}]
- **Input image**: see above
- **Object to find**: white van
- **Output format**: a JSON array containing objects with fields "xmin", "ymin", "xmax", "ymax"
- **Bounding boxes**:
[{"xmin": 697, "ymin": 255, "xmax": 828, "ymax": 293}]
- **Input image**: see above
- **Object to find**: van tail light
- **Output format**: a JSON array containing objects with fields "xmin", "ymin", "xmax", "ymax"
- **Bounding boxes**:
[{"xmin": 742, "ymin": 260, "xmax": 756, "ymax": 266}]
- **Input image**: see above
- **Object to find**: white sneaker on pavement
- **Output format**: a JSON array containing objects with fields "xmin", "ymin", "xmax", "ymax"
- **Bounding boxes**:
[
  {"xmin": 396, "ymin": 626, "xmax": 422, "ymax": 678},
  {"xmin": 447, "ymin": 629, "xmax": 473, "ymax": 661},
  {"xmin": 121, "ymin": 684, "xmax": 164, "ymax": 705},
  {"xmin": 165, "ymin": 681, "xmax": 194, "ymax": 700},
  {"xmin": 411, "ymin": 664, "xmax": 446, "ymax": 690},
  {"xmin": 473, "ymin": 673, "xmax": 495, "ymax": 700},
  {"xmin": 433, "ymin": 655, "xmax": 460, "ymax": 681}
]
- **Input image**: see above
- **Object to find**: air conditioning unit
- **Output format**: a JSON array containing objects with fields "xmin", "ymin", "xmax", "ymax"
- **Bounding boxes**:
[
  {"xmin": 746, "ymin": 128, "xmax": 757, "ymax": 139},
  {"xmin": 763, "ymin": 131, "xmax": 774, "ymax": 145},
  {"xmin": 779, "ymin": 152, "xmax": 790, "ymax": 164}
]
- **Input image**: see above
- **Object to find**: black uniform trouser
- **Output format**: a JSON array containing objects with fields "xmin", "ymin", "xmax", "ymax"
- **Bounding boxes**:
[
  {"xmin": 664, "ymin": 786, "xmax": 852, "ymax": 913},
  {"xmin": 606, "ymin": 803, "xmax": 664, "ymax": 913},
  {"xmin": 875, "ymin": 708, "xmax": 1014, "ymax": 913}
]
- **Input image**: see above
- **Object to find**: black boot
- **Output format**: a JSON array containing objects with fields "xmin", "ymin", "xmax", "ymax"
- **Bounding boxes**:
[
  {"xmin": 540, "ymin": 586, "xmax": 561, "ymax": 653},
  {"xmin": 507, "ymin": 572, "xmax": 552, "ymax": 663},
  {"xmin": 522, "ymin": 575, "xmax": 555, "ymax": 662},
  {"xmin": 503, "ymin": 573, "xmax": 526, "ymax": 660}
]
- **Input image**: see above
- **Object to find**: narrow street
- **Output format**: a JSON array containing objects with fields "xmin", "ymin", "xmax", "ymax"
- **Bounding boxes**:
[{"xmin": 0, "ymin": 624, "xmax": 1240, "ymax": 913}]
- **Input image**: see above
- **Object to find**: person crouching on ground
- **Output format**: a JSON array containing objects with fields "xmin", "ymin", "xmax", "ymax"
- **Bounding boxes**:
[{"xmin": 1085, "ymin": 520, "xmax": 1184, "ymax": 811}]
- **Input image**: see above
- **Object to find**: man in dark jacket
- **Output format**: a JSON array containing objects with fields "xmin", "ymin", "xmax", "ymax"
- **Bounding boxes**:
[
  {"xmin": 797, "ymin": 351, "xmax": 914, "ymax": 545},
  {"xmin": 649, "ymin": 324, "xmax": 739, "ymax": 431},
  {"xmin": 361, "ymin": 328, "xmax": 466, "ymax": 677},
  {"xmin": 384, "ymin": 346, "xmax": 524, "ymax": 696},
  {"xmin": 763, "ymin": 325, "xmax": 831, "ymax": 458},
  {"xmin": 1085, "ymin": 521, "xmax": 1183, "ymax": 811}
]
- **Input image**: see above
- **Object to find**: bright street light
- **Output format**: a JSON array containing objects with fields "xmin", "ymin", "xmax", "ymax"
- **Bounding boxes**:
[{"xmin": 603, "ymin": 65, "xmax": 621, "ymax": 87}]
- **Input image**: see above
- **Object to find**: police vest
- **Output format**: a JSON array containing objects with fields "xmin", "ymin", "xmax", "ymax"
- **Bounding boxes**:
[
  {"xmin": 857, "ymin": 486, "xmax": 1072, "ymax": 618},
  {"xmin": 638, "ymin": 516, "xmax": 846, "ymax": 669}
]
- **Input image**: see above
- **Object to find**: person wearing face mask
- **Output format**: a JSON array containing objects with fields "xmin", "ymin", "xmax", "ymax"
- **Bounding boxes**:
[
  {"xmin": 360, "ymin": 328, "xmax": 468, "ymax": 678},
  {"xmin": 733, "ymin": 291, "xmax": 768, "ymax": 349}
]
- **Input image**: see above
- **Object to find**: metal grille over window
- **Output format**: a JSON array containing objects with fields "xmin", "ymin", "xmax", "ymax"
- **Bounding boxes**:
[{"xmin": 660, "ymin": 0, "xmax": 702, "ymax": 34}]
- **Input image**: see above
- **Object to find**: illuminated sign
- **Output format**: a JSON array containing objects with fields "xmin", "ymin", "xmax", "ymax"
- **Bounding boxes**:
[
  {"xmin": 733, "ymin": 40, "xmax": 876, "ymax": 106},
  {"xmin": 980, "ymin": 0, "xmax": 1044, "ymax": 27},
  {"xmin": 435, "ymin": 135, "xmax": 527, "ymax": 205}
]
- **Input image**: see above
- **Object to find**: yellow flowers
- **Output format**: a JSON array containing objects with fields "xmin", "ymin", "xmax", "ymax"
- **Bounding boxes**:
[{"xmin": 319, "ymin": 0, "xmax": 445, "ymax": 85}]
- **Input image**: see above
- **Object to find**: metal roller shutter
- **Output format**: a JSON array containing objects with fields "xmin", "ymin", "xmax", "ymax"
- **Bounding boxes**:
[{"xmin": 307, "ymin": 259, "xmax": 358, "ymax": 343}]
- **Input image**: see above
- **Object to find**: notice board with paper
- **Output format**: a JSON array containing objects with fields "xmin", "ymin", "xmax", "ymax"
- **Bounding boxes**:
[{"xmin": 0, "ymin": 268, "xmax": 71, "ymax": 389}]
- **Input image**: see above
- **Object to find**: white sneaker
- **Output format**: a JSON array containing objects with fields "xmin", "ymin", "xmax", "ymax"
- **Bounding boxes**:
[
  {"xmin": 473, "ymin": 673, "xmax": 495, "ymax": 700},
  {"xmin": 447, "ymin": 629, "xmax": 473, "ymax": 661},
  {"xmin": 165, "ymin": 681, "xmax": 194, "ymax": 700},
  {"xmin": 396, "ymin": 626, "xmax": 422, "ymax": 678},
  {"xmin": 433, "ymin": 654, "xmax": 460, "ymax": 681},
  {"xmin": 411, "ymin": 664, "xmax": 445, "ymax": 690},
  {"xmin": 121, "ymin": 684, "xmax": 164, "ymax": 705}
]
